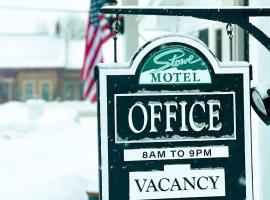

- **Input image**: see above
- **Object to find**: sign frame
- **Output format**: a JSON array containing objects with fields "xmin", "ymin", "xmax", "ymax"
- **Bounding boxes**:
[{"xmin": 96, "ymin": 35, "xmax": 253, "ymax": 200}]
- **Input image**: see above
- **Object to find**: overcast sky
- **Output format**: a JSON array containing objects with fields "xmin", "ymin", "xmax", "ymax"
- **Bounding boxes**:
[
  {"xmin": 0, "ymin": 0, "xmax": 90, "ymax": 34},
  {"xmin": 0, "ymin": 0, "xmax": 89, "ymax": 10},
  {"xmin": 0, "ymin": 0, "xmax": 150, "ymax": 34}
]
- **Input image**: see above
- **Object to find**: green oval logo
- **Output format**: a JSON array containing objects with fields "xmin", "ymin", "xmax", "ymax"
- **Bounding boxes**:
[{"xmin": 139, "ymin": 45, "xmax": 212, "ymax": 85}]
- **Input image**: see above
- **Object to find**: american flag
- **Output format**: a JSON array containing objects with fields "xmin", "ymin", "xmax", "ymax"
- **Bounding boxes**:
[{"xmin": 81, "ymin": 0, "xmax": 113, "ymax": 102}]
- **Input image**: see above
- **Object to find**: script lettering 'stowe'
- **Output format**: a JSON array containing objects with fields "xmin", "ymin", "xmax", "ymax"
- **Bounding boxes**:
[{"xmin": 153, "ymin": 49, "xmax": 202, "ymax": 72}]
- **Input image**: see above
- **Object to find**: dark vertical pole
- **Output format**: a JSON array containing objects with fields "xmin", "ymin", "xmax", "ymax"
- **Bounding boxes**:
[
  {"xmin": 114, "ymin": 35, "xmax": 117, "ymax": 63},
  {"xmin": 226, "ymin": 23, "xmax": 234, "ymax": 61},
  {"xmin": 244, "ymin": 0, "xmax": 250, "ymax": 62},
  {"xmin": 230, "ymin": 37, "xmax": 233, "ymax": 61},
  {"xmin": 113, "ymin": 13, "xmax": 119, "ymax": 63}
]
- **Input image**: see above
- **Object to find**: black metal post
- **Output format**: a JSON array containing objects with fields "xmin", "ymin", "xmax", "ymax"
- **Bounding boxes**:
[
  {"xmin": 113, "ymin": 34, "xmax": 117, "ymax": 63},
  {"xmin": 100, "ymin": 6, "xmax": 270, "ymax": 58}
]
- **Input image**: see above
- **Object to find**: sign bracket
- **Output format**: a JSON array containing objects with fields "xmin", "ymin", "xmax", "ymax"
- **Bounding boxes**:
[{"xmin": 101, "ymin": 6, "xmax": 270, "ymax": 56}]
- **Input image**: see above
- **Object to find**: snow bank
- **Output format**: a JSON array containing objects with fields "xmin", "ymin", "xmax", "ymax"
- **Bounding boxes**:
[
  {"xmin": 0, "ymin": 100, "xmax": 96, "ymax": 140},
  {"xmin": 0, "ymin": 101, "xmax": 98, "ymax": 200}
]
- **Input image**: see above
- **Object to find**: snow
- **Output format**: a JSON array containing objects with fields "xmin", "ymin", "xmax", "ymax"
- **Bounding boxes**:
[
  {"xmin": 66, "ymin": 41, "xmax": 85, "ymax": 70},
  {"xmin": 0, "ymin": 101, "xmax": 98, "ymax": 200},
  {"xmin": 0, "ymin": 0, "xmax": 89, "ymax": 12},
  {"xmin": 0, "ymin": 35, "xmax": 65, "ymax": 68},
  {"xmin": 0, "ymin": 0, "xmax": 89, "ymax": 35},
  {"xmin": 0, "ymin": 36, "xmax": 86, "ymax": 69},
  {"xmin": 220, "ymin": 61, "xmax": 250, "ymax": 68}
]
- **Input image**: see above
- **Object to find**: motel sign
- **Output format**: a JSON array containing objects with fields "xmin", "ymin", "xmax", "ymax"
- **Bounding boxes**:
[{"xmin": 96, "ymin": 35, "xmax": 254, "ymax": 200}]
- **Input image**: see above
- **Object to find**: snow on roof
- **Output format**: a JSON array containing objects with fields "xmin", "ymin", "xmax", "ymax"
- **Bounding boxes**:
[
  {"xmin": 0, "ymin": 35, "xmax": 65, "ymax": 68},
  {"xmin": 0, "ymin": 35, "xmax": 85, "ymax": 69},
  {"xmin": 66, "ymin": 40, "xmax": 85, "ymax": 70}
]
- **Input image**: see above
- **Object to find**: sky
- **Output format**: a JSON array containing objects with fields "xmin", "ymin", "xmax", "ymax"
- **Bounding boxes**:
[
  {"xmin": 0, "ymin": 0, "xmax": 89, "ymax": 11},
  {"xmin": 0, "ymin": 0, "xmax": 89, "ymax": 34},
  {"xmin": 0, "ymin": 0, "xmax": 160, "ymax": 34}
]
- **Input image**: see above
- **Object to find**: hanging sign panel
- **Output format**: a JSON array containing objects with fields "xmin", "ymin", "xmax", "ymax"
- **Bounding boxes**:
[{"xmin": 96, "ymin": 35, "xmax": 253, "ymax": 200}]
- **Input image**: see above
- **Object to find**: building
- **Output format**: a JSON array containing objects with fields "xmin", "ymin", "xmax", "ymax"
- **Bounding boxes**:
[
  {"xmin": 115, "ymin": 0, "xmax": 269, "ymax": 199},
  {"xmin": 0, "ymin": 35, "xmax": 84, "ymax": 102}
]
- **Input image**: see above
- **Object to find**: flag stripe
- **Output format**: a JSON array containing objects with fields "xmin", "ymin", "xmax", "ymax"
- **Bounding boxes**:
[
  {"xmin": 101, "ymin": 28, "xmax": 113, "ymax": 41},
  {"xmin": 84, "ymin": 78, "xmax": 95, "ymax": 99},
  {"xmin": 87, "ymin": 25, "xmax": 96, "ymax": 43},
  {"xmin": 83, "ymin": 29, "xmax": 101, "ymax": 79},
  {"xmin": 85, "ymin": 35, "xmax": 103, "ymax": 79},
  {"xmin": 83, "ymin": 70, "xmax": 94, "ymax": 96},
  {"xmin": 91, "ymin": 93, "xmax": 97, "ymax": 103},
  {"xmin": 85, "ymin": 81, "xmax": 96, "ymax": 102},
  {"xmin": 81, "ymin": 0, "xmax": 113, "ymax": 103},
  {"xmin": 83, "ymin": 50, "xmax": 102, "ymax": 98}
]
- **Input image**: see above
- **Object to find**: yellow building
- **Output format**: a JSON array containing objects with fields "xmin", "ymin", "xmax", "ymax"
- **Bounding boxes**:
[{"xmin": 0, "ymin": 35, "xmax": 84, "ymax": 102}]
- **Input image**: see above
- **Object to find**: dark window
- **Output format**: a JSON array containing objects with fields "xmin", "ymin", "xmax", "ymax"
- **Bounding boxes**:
[
  {"xmin": 64, "ymin": 84, "xmax": 75, "ymax": 100},
  {"xmin": 216, "ymin": 29, "xmax": 222, "ymax": 61},
  {"xmin": 24, "ymin": 82, "xmax": 34, "ymax": 100},
  {"xmin": 12, "ymin": 84, "xmax": 19, "ymax": 101},
  {"xmin": 199, "ymin": 29, "xmax": 209, "ymax": 46},
  {"xmin": 80, "ymin": 83, "xmax": 84, "ymax": 100},
  {"xmin": 0, "ymin": 82, "xmax": 9, "ymax": 102},
  {"xmin": 41, "ymin": 82, "xmax": 50, "ymax": 101}
]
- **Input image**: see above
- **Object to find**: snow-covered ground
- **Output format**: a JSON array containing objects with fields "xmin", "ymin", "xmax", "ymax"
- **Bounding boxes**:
[{"xmin": 0, "ymin": 100, "xmax": 98, "ymax": 200}]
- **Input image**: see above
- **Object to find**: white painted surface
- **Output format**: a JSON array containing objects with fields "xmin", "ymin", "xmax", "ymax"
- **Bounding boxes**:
[
  {"xmin": 129, "ymin": 164, "xmax": 225, "ymax": 200},
  {"xmin": 124, "ymin": 146, "xmax": 229, "ymax": 161},
  {"xmin": 249, "ymin": 1, "xmax": 270, "ymax": 199},
  {"xmin": 0, "ymin": 36, "xmax": 85, "ymax": 69}
]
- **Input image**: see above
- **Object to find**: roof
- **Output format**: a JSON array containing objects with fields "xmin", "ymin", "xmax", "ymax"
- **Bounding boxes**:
[
  {"xmin": 0, "ymin": 35, "xmax": 85, "ymax": 69},
  {"xmin": 66, "ymin": 40, "xmax": 85, "ymax": 70}
]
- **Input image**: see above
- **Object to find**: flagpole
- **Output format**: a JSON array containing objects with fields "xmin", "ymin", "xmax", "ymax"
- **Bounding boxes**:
[
  {"xmin": 113, "ymin": 35, "xmax": 117, "ymax": 63},
  {"xmin": 113, "ymin": 13, "xmax": 120, "ymax": 63}
]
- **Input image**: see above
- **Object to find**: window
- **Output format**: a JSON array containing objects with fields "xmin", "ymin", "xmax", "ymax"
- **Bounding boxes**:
[
  {"xmin": 24, "ymin": 82, "xmax": 34, "ymax": 100},
  {"xmin": 215, "ymin": 29, "xmax": 222, "ymax": 61},
  {"xmin": 80, "ymin": 83, "xmax": 84, "ymax": 100},
  {"xmin": 198, "ymin": 29, "xmax": 209, "ymax": 46},
  {"xmin": 40, "ymin": 81, "xmax": 51, "ymax": 101},
  {"xmin": 64, "ymin": 84, "xmax": 75, "ymax": 100},
  {"xmin": 0, "ymin": 82, "xmax": 9, "ymax": 102}
]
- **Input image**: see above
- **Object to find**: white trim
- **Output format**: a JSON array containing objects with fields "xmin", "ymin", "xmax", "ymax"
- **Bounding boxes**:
[
  {"xmin": 99, "ymin": 71, "xmax": 109, "ymax": 200},
  {"xmin": 131, "ymin": 35, "xmax": 220, "ymax": 74},
  {"xmin": 124, "ymin": 146, "xmax": 229, "ymax": 161},
  {"xmin": 244, "ymin": 69, "xmax": 255, "ymax": 200}
]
